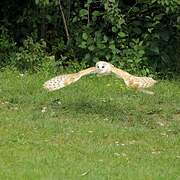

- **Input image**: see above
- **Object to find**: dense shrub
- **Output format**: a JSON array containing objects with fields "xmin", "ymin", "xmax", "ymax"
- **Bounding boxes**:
[
  {"xmin": 0, "ymin": 0, "xmax": 179, "ymax": 77},
  {"xmin": 0, "ymin": 26, "xmax": 16, "ymax": 68},
  {"xmin": 14, "ymin": 37, "xmax": 48, "ymax": 72}
]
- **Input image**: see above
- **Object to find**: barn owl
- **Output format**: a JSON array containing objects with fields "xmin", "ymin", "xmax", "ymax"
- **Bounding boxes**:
[{"xmin": 43, "ymin": 61, "xmax": 157, "ymax": 94}]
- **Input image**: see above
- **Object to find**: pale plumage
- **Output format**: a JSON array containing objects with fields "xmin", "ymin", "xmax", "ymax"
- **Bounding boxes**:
[
  {"xmin": 96, "ymin": 61, "xmax": 157, "ymax": 95},
  {"xmin": 43, "ymin": 67, "xmax": 96, "ymax": 91},
  {"xmin": 44, "ymin": 61, "xmax": 157, "ymax": 94}
]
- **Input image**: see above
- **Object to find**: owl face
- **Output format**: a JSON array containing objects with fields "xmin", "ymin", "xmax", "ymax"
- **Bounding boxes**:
[{"xmin": 95, "ymin": 61, "xmax": 112, "ymax": 74}]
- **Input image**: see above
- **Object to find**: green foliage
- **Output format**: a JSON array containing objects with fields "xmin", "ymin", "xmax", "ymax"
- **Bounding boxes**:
[
  {"xmin": 68, "ymin": 0, "xmax": 179, "ymax": 76},
  {"xmin": 121, "ymin": 39, "xmax": 150, "ymax": 75},
  {"xmin": 151, "ymin": 0, "xmax": 180, "ymax": 12},
  {"xmin": 71, "ymin": 0, "xmax": 151, "ymax": 75},
  {"xmin": 34, "ymin": 0, "xmax": 50, "ymax": 6},
  {"xmin": 0, "ymin": 0, "xmax": 179, "ymax": 77},
  {"xmin": 14, "ymin": 37, "xmax": 51, "ymax": 72},
  {"xmin": 0, "ymin": 26, "xmax": 16, "ymax": 68}
]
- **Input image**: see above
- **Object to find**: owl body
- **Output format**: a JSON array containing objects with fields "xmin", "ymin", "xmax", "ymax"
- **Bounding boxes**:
[{"xmin": 43, "ymin": 61, "xmax": 157, "ymax": 95}]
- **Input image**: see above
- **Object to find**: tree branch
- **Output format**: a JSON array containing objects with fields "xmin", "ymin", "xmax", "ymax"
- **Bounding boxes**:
[{"xmin": 59, "ymin": 0, "xmax": 70, "ymax": 41}]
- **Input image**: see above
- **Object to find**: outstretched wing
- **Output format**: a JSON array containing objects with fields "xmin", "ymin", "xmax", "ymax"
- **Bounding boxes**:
[
  {"xmin": 111, "ymin": 66, "xmax": 157, "ymax": 95},
  {"xmin": 43, "ymin": 67, "xmax": 96, "ymax": 91},
  {"xmin": 121, "ymin": 75, "xmax": 157, "ymax": 90}
]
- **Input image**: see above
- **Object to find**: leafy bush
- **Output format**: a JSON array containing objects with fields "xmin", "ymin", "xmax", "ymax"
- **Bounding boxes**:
[
  {"xmin": 14, "ymin": 37, "xmax": 53, "ymax": 72},
  {"xmin": 70, "ymin": 0, "xmax": 153, "ymax": 75},
  {"xmin": 70, "ymin": 0, "xmax": 180, "ymax": 76},
  {"xmin": 0, "ymin": 0, "xmax": 179, "ymax": 77},
  {"xmin": 0, "ymin": 26, "xmax": 16, "ymax": 68}
]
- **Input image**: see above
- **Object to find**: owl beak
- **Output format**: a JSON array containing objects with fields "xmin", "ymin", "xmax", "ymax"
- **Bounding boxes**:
[{"xmin": 96, "ymin": 69, "xmax": 103, "ymax": 74}]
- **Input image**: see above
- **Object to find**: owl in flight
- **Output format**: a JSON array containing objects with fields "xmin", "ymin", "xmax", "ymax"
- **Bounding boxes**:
[{"xmin": 43, "ymin": 61, "xmax": 157, "ymax": 95}]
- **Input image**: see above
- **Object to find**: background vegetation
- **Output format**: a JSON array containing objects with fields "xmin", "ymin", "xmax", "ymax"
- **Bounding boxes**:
[{"xmin": 0, "ymin": 0, "xmax": 180, "ymax": 76}]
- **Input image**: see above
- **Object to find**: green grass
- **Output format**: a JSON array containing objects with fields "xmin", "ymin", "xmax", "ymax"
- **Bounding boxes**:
[{"xmin": 0, "ymin": 70, "xmax": 180, "ymax": 180}]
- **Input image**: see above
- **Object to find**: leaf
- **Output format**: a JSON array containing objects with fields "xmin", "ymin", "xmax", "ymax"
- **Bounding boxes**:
[
  {"xmin": 82, "ymin": 32, "xmax": 88, "ymax": 40},
  {"xmin": 87, "ymin": 0, "xmax": 92, "ymax": 4},
  {"xmin": 109, "ymin": 44, "xmax": 116, "ymax": 50},
  {"xmin": 79, "ymin": 9, "xmax": 88, "ymax": 17},
  {"xmin": 88, "ymin": 45, "xmax": 95, "ymax": 51},
  {"xmin": 118, "ymin": 32, "xmax": 126, "ymax": 38},
  {"xmin": 93, "ymin": 57, "xmax": 99, "ymax": 62},
  {"xmin": 84, "ymin": 53, "xmax": 91, "ymax": 60},
  {"xmin": 79, "ymin": 41, "xmax": 87, "ymax": 48},
  {"xmin": 92, "ymin": 11, "xmax": 101, "ymax": 17},
  {"xmin": 103, "ymin": 35, "xmax": 108, "ymax": 42},
  {"xmin": 139, "ymin": 49, "xmax": 145, "ymax": 56},
  {"xmin": 153, "ymin": 33, "xmax": 160, "ymax": 39},
  {"xmin": 131, "ymin": 7, "xmax": 140, "ymax": 13},
  {"xmin": 148, "ymin": 28, "xmax": 153, "ymax": 33},
  {"xmin": 97, "ymin": 43, "xmax": 106, "ymax": 49},
  {"xmin": 112, "ymin": 26, "xmax": 117, "ymax": 33},
  {"xmin": 72, "ymin": 17, "xmax": 78, "ymax": 23},
  {"xmin": 105, "ymin": 54, "xmax": 111, "ymax": 60}
]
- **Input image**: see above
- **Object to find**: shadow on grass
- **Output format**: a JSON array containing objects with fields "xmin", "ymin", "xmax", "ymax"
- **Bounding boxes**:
[{"xmin": 49, "ymin": 97, "xmax": 133, "ymax": 122}]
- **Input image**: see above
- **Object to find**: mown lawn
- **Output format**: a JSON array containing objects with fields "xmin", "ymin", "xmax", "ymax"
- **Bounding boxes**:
[{"xmin": 0, "ymin": 70, "xmax": 180, "ymax": 180}]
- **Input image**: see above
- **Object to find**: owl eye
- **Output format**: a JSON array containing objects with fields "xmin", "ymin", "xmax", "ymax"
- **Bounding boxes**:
[
  {"xmin": 102, "ymin": 66, "xmax": 105, "ymax": 68},
  {"xmin": 97, "ymin": 65, "xmax": 99, "ymax": 68}
]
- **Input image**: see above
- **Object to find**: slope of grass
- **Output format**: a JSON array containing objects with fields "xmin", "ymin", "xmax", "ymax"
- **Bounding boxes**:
[{"xmin": 0, "ymin": 70, "xmax": 180, "ymax": 180}]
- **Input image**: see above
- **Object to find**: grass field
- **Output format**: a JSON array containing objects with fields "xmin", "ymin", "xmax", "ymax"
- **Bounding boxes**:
[{"xmin": 0, "ymin": 70, "xmax": 180, "ymax": 180}]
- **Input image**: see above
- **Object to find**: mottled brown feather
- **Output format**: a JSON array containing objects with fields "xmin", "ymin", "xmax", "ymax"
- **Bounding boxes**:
[
  {"xmin": 43, "ymin": 67, "xmax": 96, "ymax": 91},
  {"xmin": 111, "ymin": 66, "xmax": 157, "ymax": 94}
]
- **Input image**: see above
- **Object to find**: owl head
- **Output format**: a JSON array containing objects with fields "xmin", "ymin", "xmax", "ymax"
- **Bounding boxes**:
[{"xmin": 95, "ymin": 61, "xmax": 113, "ymax": 74}]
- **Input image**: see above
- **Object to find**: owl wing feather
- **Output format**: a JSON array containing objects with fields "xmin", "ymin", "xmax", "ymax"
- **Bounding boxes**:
[
  {"xmin": 111, "ymin": 66, "xmax": 157, "ymax": 95},
  {"xmin": 43, "ymin": 67, "xmax": 96, "ymax": 91}
]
